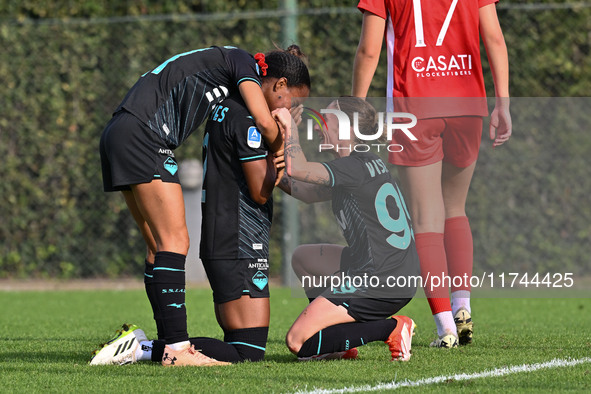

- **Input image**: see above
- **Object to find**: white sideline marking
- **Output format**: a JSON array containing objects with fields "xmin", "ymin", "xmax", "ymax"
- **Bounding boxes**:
[{"xmin": 295, "ymin": 357, "xmax": 591, "ymax": 394}]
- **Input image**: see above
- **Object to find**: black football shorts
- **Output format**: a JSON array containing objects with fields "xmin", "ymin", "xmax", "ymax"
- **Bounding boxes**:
[
  {"xmin": 202, "ymin": 258, "xmax": 270, "ymax": 304},
  {"xmin": 100, "ymin": 110, "xmax": 180, "ymax": 192},
  {"xmin": 312, "ymin": 247, "xmax": 415, "ymax": 322}
]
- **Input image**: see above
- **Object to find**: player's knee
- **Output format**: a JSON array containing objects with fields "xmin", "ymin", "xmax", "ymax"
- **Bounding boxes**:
[
  {"xmin": 178, "ymin": 230, "xmax": 190, "ymax": 254},
  {"xmin": 158, "ymin": 230, "xmax": 190, "ymax": 255},
  {"xmin": 291, "ymin": 246, "xmax": 307, "ymax": 278},
  {"xmin": 285, "ymin": 329, "xmax": 303, "ymax": 355},
  {"xmin": 412, "ymin": 218, "xmax": 445, "ymax": 234}
]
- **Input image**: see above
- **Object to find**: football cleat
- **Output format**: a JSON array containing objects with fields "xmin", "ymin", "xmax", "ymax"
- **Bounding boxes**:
[
  {"xmin": 385, "ymin": 315, "xmax": 416, "ymax": 361},
  {"xmin": 454, "ymin": 307, "xmax": 473, "ymax": 345},
  {"xmin": 430, "ymin": 333, "xmax": 458, "ymax": 348},
  {"xmin": 90, "ymin": 323, "xmax": 147, "ymax": 365},
  {"xmin": 161, "ymin": 344, "xmax": 231, "ymax": 367},
  {"xmin": 298, "ymin": 348, "xmax": 359, "ymax": 362}
]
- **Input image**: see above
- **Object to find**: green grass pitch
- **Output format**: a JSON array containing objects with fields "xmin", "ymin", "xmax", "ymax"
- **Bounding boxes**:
[{"xmin": 1, "ymin": 286, "xmax": 590, "ymax": 393}]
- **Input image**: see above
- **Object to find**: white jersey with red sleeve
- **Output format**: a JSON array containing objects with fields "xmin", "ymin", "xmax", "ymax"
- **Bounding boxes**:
[{"xmin": 358, "ymin": 0, "xmax": 497, "ymax": 117}]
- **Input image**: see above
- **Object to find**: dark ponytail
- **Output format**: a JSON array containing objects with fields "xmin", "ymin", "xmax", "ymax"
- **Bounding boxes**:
[{"xmin": 263, "ymin": 44, "xmax": 311, "ymax": 89}]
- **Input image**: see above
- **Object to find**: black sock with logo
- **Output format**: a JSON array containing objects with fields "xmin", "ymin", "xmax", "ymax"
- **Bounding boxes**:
[
  {"xmin": 143, "ymin": 260, "xmax": 164, "ymax": 339},
  {"xmin": 152, "ymin": 251, "xmax": 189, "ymax": 344},
  {"xmin": 296, "ymin": 319, "xmax": 397, "ymax": 358}
]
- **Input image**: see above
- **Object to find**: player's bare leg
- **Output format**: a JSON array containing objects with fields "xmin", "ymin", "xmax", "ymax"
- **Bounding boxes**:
[
  {"xmin": 291, "ymin": 244, "xmax": 343, "ymax": 293},
  {"xmin": 288, "ymin": 245, "xmax": 359, "ymax": 360},
  {"xmin": 286, "ymin": 297, "xmax": 413, "ymax": 361},
  {"xmin": 397, "ymin": 162, "xmax": 445, "ymax": 234},
  {"xmin": 214, "ymin": 296, "xmax": 270, "ymax": 362},
  {"xmin": 398, "ymin": 162, "xmax": 458, "ymax": 346},
  {"xmin": 130, "ymin": 181, "xmax": 189, "ymax": 256},
  {"xmin": 442, "ymin": 160, "xmax": 477, "ymax": 344},
  {"xmin": 286, "ymin": 296, "xmax": 355, "ymax": 355},
  {"xmin": 127, "ymin": 181, "xmax": 220, "ymax": 365},
  {"xmin": 216, "ymin": 296, "xmax": 270, "ymax": 331},
  {"xmin": 122, "ymin": 190, "xmax": 157, "ymax": 263}
]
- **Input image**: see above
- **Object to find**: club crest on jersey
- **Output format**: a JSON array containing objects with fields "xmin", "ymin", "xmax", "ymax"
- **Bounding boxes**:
[
  {"xmin": 252, "ymin": 270, "xmax": 268, "ymax": 291},
  {"xmin": 247, "ymin": 126, "xmax": 262, "ymax": 148},
  {"xmin": 163, "ymin": 157, "xmax": 178, "ymax": 176}
]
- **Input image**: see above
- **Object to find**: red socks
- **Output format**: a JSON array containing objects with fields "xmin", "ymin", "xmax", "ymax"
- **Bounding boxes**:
[
  {"xmin": 415, "ymin": 232, "xmax": 451, "ymax": 315},
  {"xmin": 416, "ymin": 216, "xmax": 473, "ymax": 315},
  {"xmin": 445, "ymin": 216, "xmax": 473, "ymax": 292}
]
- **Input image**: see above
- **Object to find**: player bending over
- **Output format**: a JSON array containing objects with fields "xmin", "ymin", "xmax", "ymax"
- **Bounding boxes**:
[{"xmin": 92, "ymin": 46, "xmax": 310, "ymax": 366}]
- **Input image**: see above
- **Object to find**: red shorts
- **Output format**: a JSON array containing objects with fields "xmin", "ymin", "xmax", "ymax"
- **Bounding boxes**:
[{"xmin": 389, "ymin": 117, "xmax": 483, "ymax": 168}]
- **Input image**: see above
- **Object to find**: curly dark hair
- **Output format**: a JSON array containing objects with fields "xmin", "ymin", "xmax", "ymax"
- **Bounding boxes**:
[{"xmin": 263, "ymin": 44, "xmax": 311, "ymax": 89}]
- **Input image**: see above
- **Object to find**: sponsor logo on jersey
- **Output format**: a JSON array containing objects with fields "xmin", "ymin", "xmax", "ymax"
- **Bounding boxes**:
[
  {"xmin": 252, "ymin": 243, "xmax": 263, "ymax": 250},
  {"xmin": 247, "ymin": 126, "xmax": 262, "ymax": 148},
  {"xmin": 252, "ymin": 270, "xmax": 268, "ymax": 290},
  {"xmin": 411, "ymin": 54, "xmax": 473, "ymax": 77},
  {"xmin": 248, "ymin": 261, "xmax": 269, "ymax": 270},
  {"xmin": 158, "ymin": 148, "xmax": 175, "ymax": 157},
  {"xmin": 163, "ymin": 157, "xmax": 178, "ymax": 176}
]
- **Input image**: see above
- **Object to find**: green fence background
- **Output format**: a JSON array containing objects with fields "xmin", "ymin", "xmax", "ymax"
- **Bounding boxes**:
[{"xmin": 1, "ymin": 1, "xmax": 590, "ymax": 279}]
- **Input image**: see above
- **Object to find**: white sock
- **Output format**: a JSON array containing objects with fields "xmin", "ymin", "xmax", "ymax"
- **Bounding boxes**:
[
  {"xmin": 451, "ymin": 290, "xmax": 471, "ymax": 316},
  {"xmin": 433, "ymin": 311, "xmax": 457, "ymax": 337},
  {"xmin": 135, "ymin": 340, "xmax": 153, "ymax": 361},
  {"xmin": 168, "ymin": 340, "xmax": 191, "ymax": 351}
]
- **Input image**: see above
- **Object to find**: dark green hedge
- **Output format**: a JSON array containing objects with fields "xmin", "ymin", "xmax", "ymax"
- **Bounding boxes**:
[{"xmin": 0, "ymin": 1, "xmax": 590, "ymax": 278}]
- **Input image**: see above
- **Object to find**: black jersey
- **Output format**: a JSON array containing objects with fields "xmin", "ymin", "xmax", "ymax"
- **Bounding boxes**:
[
  {"xmin": 115, "ymin": 46, "xmax": 261, "ymax": 149},
  {"xmin": 200, "ymin": 95, "xmax": 272, "ymax": 260},
  {"xmin": 322, "ymin": 152, "xmax": 419, "ymax": 281}
]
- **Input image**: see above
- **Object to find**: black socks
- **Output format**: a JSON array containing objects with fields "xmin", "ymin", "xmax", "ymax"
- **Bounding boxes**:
[
  {"xmin": 297, "ymin": 319, "xmax": 397, "ymax": 358},
  {"xmin": 151, "ymin": 327, "xmax": 269, "ymax": 363},
  {"xmin": 223, "ymin": 327, "xmax": 269, "ymax": 362},
  {"xmin": 151, "ymin": 251, "xmax": 189, "ymax": 344},
  {"xmin": 144, "ymin": 260, "xmax": 164, "ymax": 339}
]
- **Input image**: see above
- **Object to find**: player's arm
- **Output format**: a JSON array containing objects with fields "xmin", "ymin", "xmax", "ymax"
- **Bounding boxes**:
[
  {"xmin": 274, "ymin": 108, "xmax": 331, "ymax": 186},
  {"xmin": 351, "ymin": 11, "xmax": 386, "ymax": 97},
  {"xmin": 277, "ymin": 174, "xmax": 332, "ymax": 204},
  {"xmin": 239, "ymin": 81, "xmax": 283, "ymax": 152},
  {"xmin": 242, "ymin": 154, "xmax": 276, "ymax": 205},
  {"xmin": 480, "ymin": 3, "xmax": 512, "ymax": 147}
]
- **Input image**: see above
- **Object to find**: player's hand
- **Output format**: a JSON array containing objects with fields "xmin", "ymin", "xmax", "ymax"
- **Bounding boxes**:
[
  {"xmin": 273, "ymin": 149, "xmax": 285, "ymax": 186},
  {"xmin": 489, "ymin": 98, "xmax": 512, "ymax": 147},
  {"xmin": 273, "ymin": 149, "xmax": 285, "ymax": 170},
  {"xmin": 290, "ymin": 104, "xmax": 304, "ymax": 126},
  {"xmin": 272, "ymin": 107, "xmax": 293, "ymax": 137}
]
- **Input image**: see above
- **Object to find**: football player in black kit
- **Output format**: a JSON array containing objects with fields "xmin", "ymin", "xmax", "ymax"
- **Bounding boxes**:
[
  {"xmin": 276, "ymin": 97, "xmax": 420, "ymax": 362},
  {"xmin": 93, "ymin": 45, "xmax": 310, "ymax": 366}
]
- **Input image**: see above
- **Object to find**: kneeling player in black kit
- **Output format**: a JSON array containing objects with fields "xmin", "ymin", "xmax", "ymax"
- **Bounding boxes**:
[{"xmin": 276, "ymin": 97, "xmax": 419, "ymax": 361}]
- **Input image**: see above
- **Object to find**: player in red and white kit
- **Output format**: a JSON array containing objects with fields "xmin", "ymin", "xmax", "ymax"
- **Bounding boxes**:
[{"xmin": 352, "ymin": 0, "xmax": 512, "ymax": 347}]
